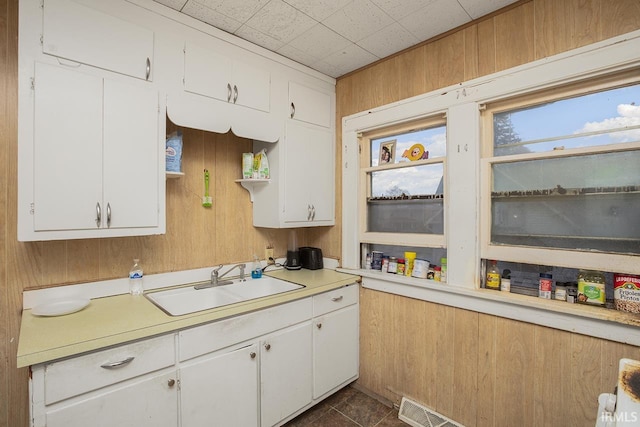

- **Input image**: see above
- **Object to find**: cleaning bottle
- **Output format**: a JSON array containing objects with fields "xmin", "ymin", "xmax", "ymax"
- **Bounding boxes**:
[
  {"xmin": 486, "ymin": 259, "xmax": 500, "ymax": 290},
  {"xmin": 129, "ymin": 259, "xmax": 144, "ymax": 295},
  {"xmin": 251, "ymin": 254, "xmax": 262, "ymax": 279}
]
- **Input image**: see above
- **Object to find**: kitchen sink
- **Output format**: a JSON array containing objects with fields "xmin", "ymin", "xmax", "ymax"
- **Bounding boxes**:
[{"xmin": 145, "ymin": 276, "xmax": 304, "ymax": 316}]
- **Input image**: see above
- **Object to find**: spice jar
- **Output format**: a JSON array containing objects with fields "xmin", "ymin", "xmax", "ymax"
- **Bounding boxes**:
[
  {"xmin": 397, "ymin": 258, "xmax": 405, "ymax": 275},
  {"xmin": 539, "ymin": 273, "xmax": 552, "ymax": 299},
  {"xmin": 388, "ymin": 257, "xmax": 398, "ymax": 274},
  {"xmin": 554, "ymin": 282, "xmax": 567, "ymax": 301}
]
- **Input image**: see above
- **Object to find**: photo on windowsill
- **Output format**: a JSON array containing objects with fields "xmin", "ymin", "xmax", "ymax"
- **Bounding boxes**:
[{"xmin": 378, "ymin": 140, "xmax": 396, "ymax": 165}]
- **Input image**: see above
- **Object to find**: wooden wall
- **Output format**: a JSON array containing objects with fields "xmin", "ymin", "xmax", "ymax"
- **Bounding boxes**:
[{"xmin": 338, "ymin": 0, "xmax": 640, "ymax": 425}]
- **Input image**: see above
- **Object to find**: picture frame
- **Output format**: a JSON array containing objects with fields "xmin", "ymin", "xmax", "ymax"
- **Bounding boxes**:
[{"xmin": 379, "ymin": 140, "xmax": 396, "ymax": 164}]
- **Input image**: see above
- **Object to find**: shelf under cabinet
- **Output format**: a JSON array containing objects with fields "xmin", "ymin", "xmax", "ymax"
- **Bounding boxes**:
[{"xmin": 235, "ymin": 179, "xmax": 270, "ymax": 202}]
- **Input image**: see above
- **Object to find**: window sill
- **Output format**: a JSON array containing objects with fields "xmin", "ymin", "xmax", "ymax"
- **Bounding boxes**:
[{"xmin": 339, "ymin": 267, "xmax": 640, "ymax": 346}]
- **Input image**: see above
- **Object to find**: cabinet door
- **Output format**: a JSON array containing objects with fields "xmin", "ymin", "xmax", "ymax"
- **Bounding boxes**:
[
  {"xmin": 283, "ymin": 121, "xmax": 334, "ymax": 224},
  {"xmin": 33, "ymin": 62, "xmax": 103, "ymax": 232},
  {"xmin": 43, "ymin": 0, "xmax": 154, "ymax": 80},
  {"xmin": 232, "ymin": 59, "xmax": 271, "ymax": 113},
  {"xmin": 313, "ymin": 305, "xmax": 359, "ymax": 398},
  {"xmin": 45, "ymin": 370, "xmax": 178, "ymax": 427},
  {"xmin": 103, "ymin": 79, "xmax": 159, "ymax": 228},
  {"xmin": 261, "ymin": 322, "xmax": 313, "ymax": 427},
  {"xmin": 180, "ymin": 344, "xmax": 259, "ymax": 427},
  {"xmin": 289, "ymin": 82, "xmax": 331, "ymax": 128},
  {"xmin": 184, "ymin": 41, "xmax": 232, "ymax": 103}
]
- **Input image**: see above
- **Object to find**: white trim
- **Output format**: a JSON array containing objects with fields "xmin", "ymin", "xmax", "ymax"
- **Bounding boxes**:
[{"xmin": 340, "ymin": 30, "xmax": 640, "ymax": 337}]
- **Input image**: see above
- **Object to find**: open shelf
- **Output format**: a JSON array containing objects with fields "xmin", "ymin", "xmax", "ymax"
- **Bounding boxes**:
[{"xmin": 235, "ymin": 179, "xmax": 270, "ymax": 202}]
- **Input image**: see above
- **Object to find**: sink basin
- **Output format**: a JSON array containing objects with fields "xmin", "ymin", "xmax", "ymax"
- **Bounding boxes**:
[{"xmin": 146, "ymin": 276, "xmax": 304, "ymax": 316}]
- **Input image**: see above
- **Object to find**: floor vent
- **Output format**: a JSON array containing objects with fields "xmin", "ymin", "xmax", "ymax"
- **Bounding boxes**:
[{"xmin": 398, "ymin": 397, "xmax": 464, "ymax": 427}]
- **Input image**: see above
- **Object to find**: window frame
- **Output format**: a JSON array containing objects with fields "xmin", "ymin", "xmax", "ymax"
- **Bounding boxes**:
[
  {"xmin": 358, "ymin": 116, "xmax": 447, "ymax": 249},
  {"xmin": 480, "ymin": 71, "xmax": 640, "ymax": 273}
]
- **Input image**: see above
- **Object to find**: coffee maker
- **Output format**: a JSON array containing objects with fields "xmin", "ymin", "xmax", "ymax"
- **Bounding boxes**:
[{"xmin": 285, "ymin": 230, "xmax": 301, "ymax": 270}]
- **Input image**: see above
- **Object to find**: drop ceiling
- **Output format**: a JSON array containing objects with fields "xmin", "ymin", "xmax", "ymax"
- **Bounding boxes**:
[{"xmin": 153, "ymin": 0, "xmax": 520, "ymax": 78}]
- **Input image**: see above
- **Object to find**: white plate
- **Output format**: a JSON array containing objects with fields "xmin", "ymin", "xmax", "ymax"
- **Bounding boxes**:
[{"xmin": 32, "ymin": 298, "xmax": 90, "ymax": 317}]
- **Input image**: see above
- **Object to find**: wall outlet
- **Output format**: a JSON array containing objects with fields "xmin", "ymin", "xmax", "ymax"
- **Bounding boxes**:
[{"xmin": 265, "ymin": 248, "xmax": 274, "ymax": 263}]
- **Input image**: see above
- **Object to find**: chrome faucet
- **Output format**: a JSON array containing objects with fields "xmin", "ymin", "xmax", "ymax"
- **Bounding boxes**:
[{"xmin": 211, "ymin": 263, "xmax": 246, "ymax": 286}]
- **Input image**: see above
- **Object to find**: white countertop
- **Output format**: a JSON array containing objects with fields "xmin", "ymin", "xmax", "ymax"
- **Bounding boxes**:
[{"xmin": 17, "ymin": 268, "xmax": 360, "ymax": 368}]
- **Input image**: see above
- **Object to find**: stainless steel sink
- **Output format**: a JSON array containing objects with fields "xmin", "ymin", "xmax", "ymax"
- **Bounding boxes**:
[{"xmin": 145, "ymin": 276, "xmax": 304, "ymax": 316}]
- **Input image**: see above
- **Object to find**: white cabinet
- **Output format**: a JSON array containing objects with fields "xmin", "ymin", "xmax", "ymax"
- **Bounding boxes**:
[
  {"xmin": 252, "ymin": 80, "xmax": 335, "ymax": 228},
  {"xmin": 289, "ymin": 81, "xmax": 331, "ymax": 128},
  {"xmin": 19, "ymin": 62, "xmax": 164, "ymax": 241},
  {"xmin": 31, "ymin": 335, "xmax": 177, "ymax": 427},
  {"xmin": 184, "ymin": 41, "xmax": 270, "ymax": 113},
  {"xmin": 312, "ymin": 286, "xmax": 359, "ymax": 398},
  {"xmin": 167, "ymin": 38, "xmax": 280, "ymax": 141},
  {"xmin": 29, "ymin": 286, "xmax": 358, "ymax": 427},
  {"xmin": 282, "ymin": 121, "xmax": 334, "ymax": 225},
  {"xmin": 42, "ymin": 0, "xmax": 154, "ymax": 80},
  {"xmin": 260, "ymin": 322, "xmax": 313, "ymax": 427},
  {"xmin": 180, "ymin": 344, "xmax": 259, "ymax": 427}
]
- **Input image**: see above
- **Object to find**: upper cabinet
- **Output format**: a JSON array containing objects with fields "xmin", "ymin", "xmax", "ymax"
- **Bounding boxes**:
[
  {"xmin": 166, "ymin": 36, "xmax": 280, "ymax": 142},
  {"xmin": 42, "ymin": 0, "xmax": 154, "ymax": 81},
  {"xmin": 288, "ymin": 81, "xmax": 331, "ymax": 128},
  {"xmin": 252, "ymin": 80, "xmax": 335, "ymax": 228},
  {"xmin": 18, "ymin": 62, "xmax": 165, "ymax": 241}
]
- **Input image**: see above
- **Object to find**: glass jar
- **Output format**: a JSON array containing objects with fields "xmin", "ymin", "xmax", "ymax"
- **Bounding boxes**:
[{"xmin": 577, "ymin": 270, "xmax": 606, "ymax": 305}]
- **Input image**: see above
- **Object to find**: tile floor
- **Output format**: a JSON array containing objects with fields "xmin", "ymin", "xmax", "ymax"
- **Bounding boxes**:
[{"xmin": 284, "ymin": 384, "xmax": 407, "ymax": 427}]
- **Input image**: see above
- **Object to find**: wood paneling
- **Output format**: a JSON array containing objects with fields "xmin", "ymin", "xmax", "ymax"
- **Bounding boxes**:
[{"xmin": 342, "ymin": 0, "xmax": 640, "ymax": 426}]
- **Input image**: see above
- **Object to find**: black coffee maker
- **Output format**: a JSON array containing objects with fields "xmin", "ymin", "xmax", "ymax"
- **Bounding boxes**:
[{"xmin": 285, "ymin": 230, "xmax": 301, "ymax": 270}]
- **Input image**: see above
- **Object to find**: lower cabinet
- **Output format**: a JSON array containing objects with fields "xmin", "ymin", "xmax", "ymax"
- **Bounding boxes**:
[
  {"xmin": 29, "ymin": 285, "xmax": 359, "ymax": 427},
  {"xmin": 180, "ymin": 343, "xmax": 259, "ymax": 427}
]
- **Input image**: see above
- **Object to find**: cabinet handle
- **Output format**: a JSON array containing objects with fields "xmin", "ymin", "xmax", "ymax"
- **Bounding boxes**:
[
  {"xmin": 95, "ymin": 202, "xmax": 101, "ymax": 228},
  {"xmin": 106, "ymin": 202, "xmax": 111, "ymax": 228},
  {"xmin": 316, "ymin": 323, "xmax": 322, "ymax": 329},
  {"xmin": 264, "ymin": 343, "xmax": 271, "ymax": 351},
  {"xmin": 227, "ymin": 83, "xmax": 232, "ymax": 102},
  {"xmin": 290, "ymin": 102, "xmax": 295, "ymax": 118},
  {"xmin": 331, "ymin": 296, "xmax": 343, "ymax": 302},
  {"xmin": 250, "ymin": 352, "xmax": 256, "ymax": 359},
  {"xmin": 167, "ymin": 379, "xmax": 176, "ymax": 387},
  {"xmin": 307, "ymin": 204, "xmax": 312, "ymax": 221},
  {"xmin": 311, "ymin": 204, "xmax": 316, "ymax": 221},
  {"xmin": 145, "ymin": 57, "xmax": 151, "ymax": 81},
  {"xmin": 233, "ymin": 85, "xmax": 238, "ymax": 103},
  {"xmin": 100, "ymin": 356, "xmax": 135, "ymax": 369}
]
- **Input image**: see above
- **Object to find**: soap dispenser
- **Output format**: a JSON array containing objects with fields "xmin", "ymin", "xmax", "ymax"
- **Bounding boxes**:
[{"xmin": 251, "ymin": 254, "xmax": 262, "ymax": 279}]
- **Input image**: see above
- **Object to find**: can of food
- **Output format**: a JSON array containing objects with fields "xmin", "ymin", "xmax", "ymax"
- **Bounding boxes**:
[
  {"xmin": 539, "ymin": 273, "xmax": 552, "ymax": 299},
  {"xmin": 411, "ymin": 259, "xmax": 429, "ymax": 279},
  {"xmin": 577, "ymin": 270, "xmax": 605, "ymax": 305},
  {"xmin": 614, "ymin": 274, "xmax": 640, "ymax": 313}
]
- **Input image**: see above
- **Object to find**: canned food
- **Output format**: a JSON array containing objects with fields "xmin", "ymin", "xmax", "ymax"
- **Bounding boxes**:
[{"xmin": 614, "ymin": 274, "xmax": 640, "ymax": 313}]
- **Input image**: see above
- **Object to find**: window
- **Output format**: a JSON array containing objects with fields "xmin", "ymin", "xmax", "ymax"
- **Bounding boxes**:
[
  {"xmin": 481, "ymin": 71, "xmax": 640, "ymax": 282},
  {"xmin": 359, "ymin": 116, "xmax": 447, "ymax": 273}
]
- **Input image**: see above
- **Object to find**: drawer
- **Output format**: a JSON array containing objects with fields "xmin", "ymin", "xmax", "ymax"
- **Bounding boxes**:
[
  {"xmin": 313, "ymin": 284, "xmax": 358, "ymax": 317},
  {"xmin": 44, "ymin": 334, "xmax": 175, "ymax": 405},
  {"xmin": 179, "ymin": 297, "xmax": 312, "ymax": 361}
]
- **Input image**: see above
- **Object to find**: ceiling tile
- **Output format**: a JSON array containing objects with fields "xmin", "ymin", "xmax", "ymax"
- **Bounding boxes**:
[
  {"xmin": 357, "ymin": 22, "xmax": 419, "ymax": 59},
  {"xmin": 322, "ymin": 0, "xmax": 394, "ymax": 43},
  {"xmin": 458, "ymin": 0, "xmax": 519, "ymax": 19},
  {"xmin": 282, "ymin": 0, "xmax": 352, "ymax": 21},
  {"xmin": 276, "ymin": 44, "xmax": 321, "ymax": 68},
  {"xmin": 318, "ymin": 43, "xmax": 379, "ymax": 77},
  {"xmin": 399, "ymin": 0, "xmax": 470, "ymax": 42},
  {"xmin": 153, "ymin": 0, "xmax": 188, "ymax": 10},
  {"xmin": 195, "ymin": 0, "xmax": 270, "ymax": 22},
  {"xmin": 286, "ymin": 24, "xmax": 352, "ymax": 61},
  {"xmin": 235, "ymin": 25, "xmax": 286, "ymax": 51},
  {"xmin": 182, "ymin": 2, "xmax": 243, "ymax": 33},
  {"xmin": 369, "ymin": 0, "xmax": 438, "ymax": 20},
  {"xmin": 244, "ymin": 0, "xmax": 317, "ymax": 44}
]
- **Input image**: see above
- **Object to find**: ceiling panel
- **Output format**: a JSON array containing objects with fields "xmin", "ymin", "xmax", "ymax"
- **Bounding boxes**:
[{"xmin": 153, "ymin": 0, "xmax": 520, "ymax": 78}]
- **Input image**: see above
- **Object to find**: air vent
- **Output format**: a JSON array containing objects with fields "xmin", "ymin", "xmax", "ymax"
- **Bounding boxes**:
[{"xmin": 398, "ymin": 397, "xmax": 464, "ymax": 427}]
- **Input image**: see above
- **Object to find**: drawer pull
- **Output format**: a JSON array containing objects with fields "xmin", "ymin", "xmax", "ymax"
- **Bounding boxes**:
[
  {"xmin": 331, "ymin": 296, "xmax": 343, "ymax": 302},
  {"xmin": 316, "ymin": 323, "xmax": 322, "ymax": 329},
  {"xmin": 100, "ymin": 356, "xmax": 135, "ymax": 369},
  {"xmin": 167, "ymin": 379, "xmax": 176, "ymax": 387},
  {"xmin": 250, "ymin": 352, "xmax": 256, "ymax": 359},
  {"xmin": 264, "ymin": 343, "xmax": 271, "ymax": 351}
]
